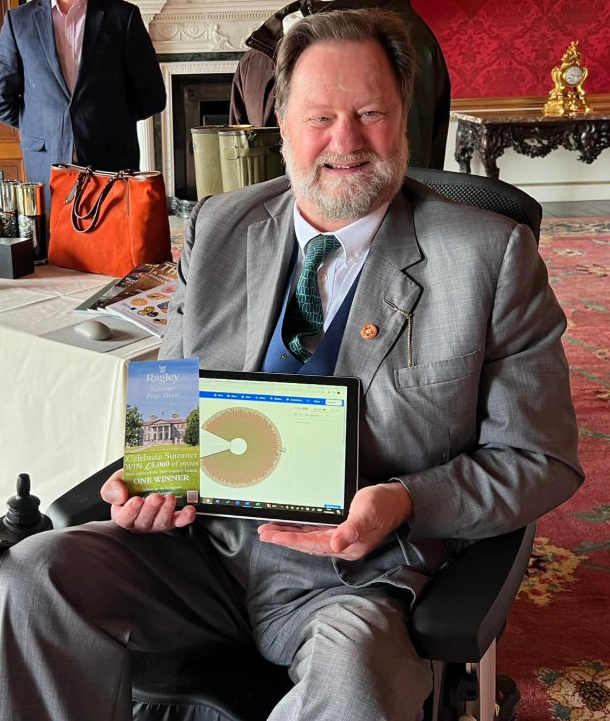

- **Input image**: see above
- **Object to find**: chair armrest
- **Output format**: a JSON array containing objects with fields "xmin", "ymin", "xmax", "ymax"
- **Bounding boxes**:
[
  {"xmin": 410, "ymin": 522, "xmax": 535, "ymax": 663},
  {"xmin": 46, "ymin": 458, "xmax": 123, "ymax": 529}
]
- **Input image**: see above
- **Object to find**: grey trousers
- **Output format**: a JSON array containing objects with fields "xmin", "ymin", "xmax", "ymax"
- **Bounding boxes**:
[{"xmin": 0, "ymin": 522, "xmax": 432, "ymax": 721}]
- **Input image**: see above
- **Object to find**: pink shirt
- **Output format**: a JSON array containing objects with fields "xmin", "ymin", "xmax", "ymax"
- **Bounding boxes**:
[{"xmin": 51, "ymin": 0, "xmax": 88, "ymax": 94}]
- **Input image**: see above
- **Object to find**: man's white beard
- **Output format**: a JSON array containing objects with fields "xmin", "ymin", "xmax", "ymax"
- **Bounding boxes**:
[{"xmin": 282, "ymin": 136, "xmax": 408, "ymax": 222}]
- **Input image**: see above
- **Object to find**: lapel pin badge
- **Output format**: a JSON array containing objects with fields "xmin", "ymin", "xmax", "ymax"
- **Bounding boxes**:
[{"xmin": 360, "ymin": 323, "xmax": 378, "ymax": 340}]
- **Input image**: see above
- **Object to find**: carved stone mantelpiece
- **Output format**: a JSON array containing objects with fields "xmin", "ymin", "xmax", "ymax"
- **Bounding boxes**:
[
  {"xmin": 134, "ymin": 0, "xmax": 167, "ymax": 28},
  {"xmin": 452, "ymin": 109, "xmax": 610, "ymax": 179},
  {"xmin": 133, "ymin": 0, "xmax": 284, "ymax": 53}
]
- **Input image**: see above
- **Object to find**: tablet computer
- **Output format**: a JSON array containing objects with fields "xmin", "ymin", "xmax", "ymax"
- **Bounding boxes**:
[{"xmin": 196, "ymin": 370, "xmax": 360, "ymax": 526}]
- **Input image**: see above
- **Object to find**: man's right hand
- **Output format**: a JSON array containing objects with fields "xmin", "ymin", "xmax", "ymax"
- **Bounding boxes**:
[{"xmin": 100, "ymin": 468, "xmax": 197, "ymax": 532}]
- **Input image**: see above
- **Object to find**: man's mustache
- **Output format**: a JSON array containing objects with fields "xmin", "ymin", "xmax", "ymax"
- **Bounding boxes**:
[{"xmin": 314, "ymin": 151, "xmax": 377, "ymax": 167}]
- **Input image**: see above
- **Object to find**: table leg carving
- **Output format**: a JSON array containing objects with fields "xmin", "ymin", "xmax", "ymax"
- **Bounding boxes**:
[
  {"xmin": 480, "ymin": 127, "xmax": 505, "ymax": 179},
  {"xmin": 454, "ymin": 120, "xmax": 477, "ymax": 174},
  {"xmin": 570, "ymin": 120, "xmax": 610, "ymax": 164}
]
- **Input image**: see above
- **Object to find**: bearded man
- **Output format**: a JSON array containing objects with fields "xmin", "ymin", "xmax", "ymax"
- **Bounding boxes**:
[{"xmin": 0, "ymin": 9, "xmax": 582, "ymax": 721}]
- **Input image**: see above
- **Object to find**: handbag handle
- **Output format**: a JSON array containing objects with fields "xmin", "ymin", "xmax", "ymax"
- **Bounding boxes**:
[{"xmin": 70, "ymin": 168, "xmax": 133, "ymax": 233}]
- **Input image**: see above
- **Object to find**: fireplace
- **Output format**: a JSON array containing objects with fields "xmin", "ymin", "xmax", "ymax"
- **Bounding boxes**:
[
  {"xmin": 131, "ymin": 1, "xmax": 284, "ymax": 201},
  {"xmin": 157, "ymin": 59, "xmax": 239, "ymax": 201},
  {"xmin": 171, "ymin": 73, "xmax": 233, "ymax": 200}
]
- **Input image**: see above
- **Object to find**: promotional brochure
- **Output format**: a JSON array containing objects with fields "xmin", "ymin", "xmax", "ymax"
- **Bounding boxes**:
[
  {"xmin": 73, "ymin": 262, "xmax": 177, "ymax": 316},
  {"xmin": 107, "ymin": 281, "xmax": 176, "ymax": 336},
  {"xmin": 123, "ymin": 358, "xmax": 200, "ymax": 505},
  {"xmin": 73, "ymin": 263, "xmax": 156, "ymax": 315},
  {"xmin": 102, "ymin": 261, "xmax": 176, "ymax": 309}
]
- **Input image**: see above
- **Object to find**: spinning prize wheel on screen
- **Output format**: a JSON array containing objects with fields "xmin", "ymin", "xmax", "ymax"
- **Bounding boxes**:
[{"xmin": 200, "ymin": 407, "xmax": 282, "ymax": 487}]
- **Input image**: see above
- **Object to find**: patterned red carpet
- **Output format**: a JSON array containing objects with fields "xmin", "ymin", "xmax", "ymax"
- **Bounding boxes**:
[{"xmin": 497, "ymin": 216, "xmax": 610, "ymax": 720}]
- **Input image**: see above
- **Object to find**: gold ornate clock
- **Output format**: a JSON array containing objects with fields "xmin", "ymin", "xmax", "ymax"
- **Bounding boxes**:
[{"xmin": 543, "ymin": 41, "xmax": 591, "ymax": 117}]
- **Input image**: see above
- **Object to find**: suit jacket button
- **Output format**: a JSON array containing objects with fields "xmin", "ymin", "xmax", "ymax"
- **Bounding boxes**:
[
  {"xmin": 280, "ymin": 353, "xmax": 287, "ymax": 360},
  {"xmin": 360, "ymin": 323, "xmax": 378, "ymax": 340}
]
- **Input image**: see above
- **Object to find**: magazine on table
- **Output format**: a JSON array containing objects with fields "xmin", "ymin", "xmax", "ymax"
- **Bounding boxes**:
[
  {"xmin": 99, "ymin": 261, "xmax": 177, "ymax": 309},
  {"xmin": 105, "ymin": 281, "xmax": 176, "ymax": 336},
  {"xmin": 72, "ymin": 263, "xmax": 157, "ymax": 315}
]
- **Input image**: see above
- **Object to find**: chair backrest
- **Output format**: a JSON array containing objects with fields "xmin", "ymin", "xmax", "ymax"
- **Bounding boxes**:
[{"xmin": 407, "ymin": 167, "xmax": 542, "ymax": 242}]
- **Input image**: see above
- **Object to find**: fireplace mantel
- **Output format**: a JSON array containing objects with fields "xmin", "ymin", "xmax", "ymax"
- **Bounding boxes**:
[{"xmin": 133, "ymin": 0, "xmax": 286, "ymax": 53}]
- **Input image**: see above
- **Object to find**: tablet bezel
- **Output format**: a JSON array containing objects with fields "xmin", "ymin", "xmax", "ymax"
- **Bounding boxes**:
[{"xmin": 196, "ymin": 370, "xmax": 360, "ymax": 526}]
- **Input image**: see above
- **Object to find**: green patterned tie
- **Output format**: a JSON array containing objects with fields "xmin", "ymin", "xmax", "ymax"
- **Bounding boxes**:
[{"xmin": 285, "ymin": 233, "xmax": 341, "ymax": 363}]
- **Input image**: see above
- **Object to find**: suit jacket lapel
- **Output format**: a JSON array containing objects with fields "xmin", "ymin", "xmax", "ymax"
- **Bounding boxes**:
[
  {"xmin": 33, "ymin": 0, "xmax": 70, "ymax": 100},
  {"xmin": 336, "ymin": 189, "xmax": 423, "ymax": 394},
  {"xmin": 244, "ymin": 193, "xmax": 296, "ymax": 370},
  {"xmin": 74, "ymin": 0, "xmax": 104, "ymax": 95}
]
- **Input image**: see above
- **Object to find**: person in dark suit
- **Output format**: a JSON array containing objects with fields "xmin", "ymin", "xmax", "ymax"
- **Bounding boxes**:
[{"xmin": 0, "ymin": 0, "xmax": 165, "ymax": 202}]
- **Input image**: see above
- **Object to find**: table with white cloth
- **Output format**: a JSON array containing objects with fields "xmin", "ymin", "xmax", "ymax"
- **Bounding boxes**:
[{"xmin": 0, "ymin": 266, "xmax": 162, "ymax": 511}]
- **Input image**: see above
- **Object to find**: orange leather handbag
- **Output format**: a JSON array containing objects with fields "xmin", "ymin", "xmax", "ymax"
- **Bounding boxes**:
[{"xmin": 48, "ymin": 164, "xmax": 172, "ymax": 277}]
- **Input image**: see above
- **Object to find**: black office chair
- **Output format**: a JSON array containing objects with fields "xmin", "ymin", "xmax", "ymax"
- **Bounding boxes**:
[
  {"xmin": 45, "ymin": 170, "xmax": 543, "ymax": 721},
  {"xmin": 407, "ymin": 167, "xmax": 543, "ymax": 242}
]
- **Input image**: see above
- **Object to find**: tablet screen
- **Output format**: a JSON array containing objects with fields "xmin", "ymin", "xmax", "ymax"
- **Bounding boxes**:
[{"xmin": 196, "ymin": 370, "xmax": 359, "ymax": 525}]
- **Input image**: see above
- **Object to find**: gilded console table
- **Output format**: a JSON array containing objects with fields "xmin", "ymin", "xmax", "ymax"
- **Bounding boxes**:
[{"xmin": 452, "ymin": 108, "xmax": 610, "ymax": 179}]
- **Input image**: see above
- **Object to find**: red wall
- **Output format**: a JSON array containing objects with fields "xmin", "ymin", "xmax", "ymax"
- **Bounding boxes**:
[{"xmin": 411, "ymin": 0, "xmax": 610, "ymax": 99}]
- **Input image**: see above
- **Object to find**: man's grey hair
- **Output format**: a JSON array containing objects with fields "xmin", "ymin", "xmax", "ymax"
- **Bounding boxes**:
[{"xmin": 274, "ymin": 9, "xmax": 417, "ymax": 120}]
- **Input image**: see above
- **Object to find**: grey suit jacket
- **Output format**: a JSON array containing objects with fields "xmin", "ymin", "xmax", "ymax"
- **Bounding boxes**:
[
  {"xmin": 161, "ymin": 176, "xmax": 583, "ymax": 602},
  {"xmin": 0, "ymin": 0, "xmax": 165, "ymax": 198}
]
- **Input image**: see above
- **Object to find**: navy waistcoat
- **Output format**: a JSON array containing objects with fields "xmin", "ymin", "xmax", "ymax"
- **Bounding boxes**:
[{"xmin": 261, "ymin": 244, "xmax": 360, "ymax": 376}]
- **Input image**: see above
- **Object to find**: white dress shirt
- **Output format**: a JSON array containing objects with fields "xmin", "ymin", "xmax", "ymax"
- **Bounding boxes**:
[
  {"xmin": 51, "ymin": 0, "xmax": 88, "ymax": 95},
  {"xmin": 292, "ymin": 201, "xmax": 390, "ymax": 351}
]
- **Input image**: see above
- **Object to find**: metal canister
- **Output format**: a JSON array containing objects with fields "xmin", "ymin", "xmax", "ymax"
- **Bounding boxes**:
[
  {"xmin": 192, "ymin": 125, "xmax": 227, "ymax": 198},
  {"xmin": 16, "ymin": 182, "xmax": 47, "ymax": 264},
  {"xmin": 218, "ymin": 127, "xmax": 283, "ymax": 192},
  {"xmin": 0, "ymin": 181, "xmax": 19, "ymax": 238},
  {"xmin": 191, "ymin": 125, "xmax": 253, "ymax": 198}
]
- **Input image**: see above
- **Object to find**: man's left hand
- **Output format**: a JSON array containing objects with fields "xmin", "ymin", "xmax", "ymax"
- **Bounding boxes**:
[{"xmin": 257, "ymin": 482, "xmax": 412, "ymax": 561}]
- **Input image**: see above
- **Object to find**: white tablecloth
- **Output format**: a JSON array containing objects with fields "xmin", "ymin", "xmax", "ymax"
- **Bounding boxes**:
[{"xmin": 0, "ymin": 266, "xmax": 162, "ymax": 512}]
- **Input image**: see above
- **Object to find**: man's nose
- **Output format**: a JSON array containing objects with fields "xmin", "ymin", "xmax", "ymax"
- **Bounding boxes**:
[{"xmin": 328, "ymin": 118, "xmax": 364, "ymax": 156}]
